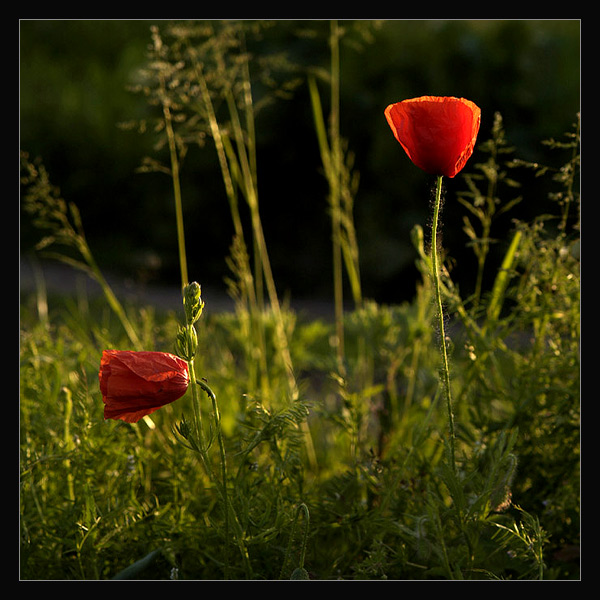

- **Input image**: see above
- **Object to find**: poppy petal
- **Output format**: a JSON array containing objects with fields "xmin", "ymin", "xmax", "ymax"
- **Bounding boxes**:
[
  {"xmin": 385, "ymin": 96, "xmax": 481, "ymax": 178},
  {"xmin": 99, "ymin": 350, "xmax": 189, "ymax": 423}
]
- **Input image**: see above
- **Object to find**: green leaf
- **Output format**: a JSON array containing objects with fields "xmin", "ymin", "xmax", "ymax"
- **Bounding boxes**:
[{"xmin": 111, "ymin": 549, "xmax": 163, "ymax": 580}]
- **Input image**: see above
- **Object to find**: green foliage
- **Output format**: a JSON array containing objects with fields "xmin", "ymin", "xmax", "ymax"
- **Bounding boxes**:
[{"xmin": 20, "ymin": 169, "xmax": 580, "ymax": 576}]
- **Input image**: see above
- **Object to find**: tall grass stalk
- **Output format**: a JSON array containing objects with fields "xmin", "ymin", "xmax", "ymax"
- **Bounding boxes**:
[
  {"xmin": 20, "ymin": 153, "xmax": 143, "ymax": 352},
  {"xmin": 307, "ymin": 23, "xmax": 369, "ymax": 465},
  {"xmin": 141, "ymin": 24, "xmax": 310, "ymax": 454},
  {"xmin": 457, "ymin": 112, "xmax": 522, "ymax": 310},
  {"xmin": 187, "ymin": 46, "xmax": 270, "ymax": 399},
  {"xmin": 329, "ymin": 20, "xmax": 345, "ymax": 370},
  {"xmin": 308, "ymin": 20, "xmax": 363, "ymax": 372},
  {"xmin": 175, "ymin": 22, "xmax": 316, "ymax": 467},
  {"xmin": 158, "ymin": 72, "xmax": 189, "ymax": 291}
]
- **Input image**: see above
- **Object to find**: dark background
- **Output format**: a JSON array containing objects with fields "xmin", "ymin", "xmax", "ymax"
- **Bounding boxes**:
[{"xmin": 20, "ymin": 20, "xmax": 580, "ymax": 307}]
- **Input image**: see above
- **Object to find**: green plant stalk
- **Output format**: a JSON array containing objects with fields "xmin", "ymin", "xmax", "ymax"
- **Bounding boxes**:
[
  {"xmin": 431, "ymin": 501, "xmax": 455, "ymax": 580},
  {"xmin": 181, "ymin": 321, "xmax": 220, "ymax": 569},
  {"xmin": 307, "ymin": 30, "xmax": 345, "ymax": 371},
  {"xmin": 189, "ymin": 26, "xmax": 316, "ymax": 469},
  {"xmin": 190, "ymin": 54, "xmax": 245, "ymax": 243},
  {"xmin": 404, "ymin": 282, "xmax": 428, "ymax": 414},
  {"xmin": 73, "ymin": 231, "xmax": 143, "ymax": 351},
  {"xmin": 186, "ymin": 356, "xmax": 207, "ymax": 464},
  {"xmin": 558, "ymin": 113, "xmax": 580, "ymax": 234},
  {"xmin": 62, "ymin": 386, "xmax": 75, "ymax": 503},
  {"xmin": 160, "ymin": 74, "xmax": 189, "ymax": 291},
  {"xmin": 309, "ymin": 21, "xmax": 364, "ymax": 379},
  {"xmin": 196, "ymin": 37, "xmax": 294, "ymax": 396},
  {"xmin": 309, "ymin": 74, "xmax": 363, "ymax": 314},
  {"xmin": 190, "ymin": 55, "xmax": 270, "ymax": 397},
  {"xmin": 223, "ymin": 65, "xmax": 317, "ymax": 470},
  {"xmin": 473, "ymin": 214, "xmax": 491, "ymax": 310},
  {"xmin": 22, "ymin": 153, "xmax": 143, "ymax": 350},
  {"xmin": 431, "ymin": 175, "xmax": 456, "ymax": 473},
  {"xmin": 473, "ymin": 148, "xmax": 497, "ymax": 310},
  {"xmin": 237, "ymin": 28, "xmax": 264, "ymax": 310},
  {"xmin": 200, "ymin": 376, "xmax": 253, "ymax": 578},
  {"xmin": 185, "ymin": 327, "xmax": 253, "ymax": 578},
  {"xmin": 280, "ymin": 503, "xmax": 310, "ymax": 579},
  {"xmin": 196, "ymin": 377, "xmax": 231, "ymax": 579},
  {"xmin": 329, "ymin": 20, "xmax": 345, "ymax": 371},
  {"xmin": 225, "ymin": 81, "xmax": 266, "ymax": 310},
  {"xmin": 180, "ymin": 282, "xmax": 253, "ymax": 578},
  {"xmin": 483, "ymin": 228, "xmax": 522, "ymax": 334}
]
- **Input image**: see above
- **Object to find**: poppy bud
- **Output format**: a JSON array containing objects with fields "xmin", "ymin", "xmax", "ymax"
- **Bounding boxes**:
[
  {"xmin": 99, "ymin": 350, "xmax": 189, "ymax": 423},
  {"xmin": 183, "ymin": 281, "xmax": 204, "ymax": 325},
  {"xmin": 290, "ymin": 567, "xmax": 310, "ymax": 580},
  {"xmin": 385, "ymin": 96, "xmax": 481, "ymax": 178}
]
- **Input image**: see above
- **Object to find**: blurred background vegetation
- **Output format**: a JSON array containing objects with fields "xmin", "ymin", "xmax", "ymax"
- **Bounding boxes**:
[{"xmin": 20, "ymin": 19, "xmax": 580, "ymax": 307}]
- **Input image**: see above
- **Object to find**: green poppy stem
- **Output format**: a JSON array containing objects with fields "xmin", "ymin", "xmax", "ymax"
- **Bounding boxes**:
[
  {"xmin": 280, "ymin": 503, "xmax": 310, "ymax": 579},
  {"xmin": 431, "ymin": 175, "xmax": 456, "ymax": 473},
  {"xmin": 196, "ymin": 377, "xmax": 232, "ymax": 579}
]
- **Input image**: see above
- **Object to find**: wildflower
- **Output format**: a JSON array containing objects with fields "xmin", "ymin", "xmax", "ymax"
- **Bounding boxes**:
[
  {"xmin": 99, "ymin": 350, "xmax": 189, "ymax": 423},
  {"xmin": 384, "ymin": 96, "xmax": 481, "ymax": 178}
]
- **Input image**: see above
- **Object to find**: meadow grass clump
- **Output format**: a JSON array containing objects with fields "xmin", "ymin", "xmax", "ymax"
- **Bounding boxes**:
[{"xmin": 20, "ymin": 21, "xmax": 578, "ymax": 580}]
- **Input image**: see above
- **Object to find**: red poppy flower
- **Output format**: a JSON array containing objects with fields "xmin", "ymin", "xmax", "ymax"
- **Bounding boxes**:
[
  {"xmin": 99, "ymin": 350, "xmax": 189, "ymax": 423},
  {"xmin": 384, "ymin": 96, "xmax": 481, "ymax": 178}
]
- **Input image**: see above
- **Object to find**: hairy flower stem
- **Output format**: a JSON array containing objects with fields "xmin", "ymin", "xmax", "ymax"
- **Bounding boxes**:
[
  {"xmin": 187, "ymin": 356, "xmax": 207, "ymax": 461},
  {"xmin": 185, "ymin": 332, "xmax": 239, "ymax": 578},
  {"xmin": 196, "ymin": 377, "xmax": 233, "ymax": 579},
  {"xmin": 180, "ymin": 280, "xmax": 250, "ymax": 578},
  {"xmin": 431, "ymin": 175, "xmax": 456, "ymax": 473},
  {"xmin": 280, "ymin": 503, "xmax": 310, "ymax": 579}
]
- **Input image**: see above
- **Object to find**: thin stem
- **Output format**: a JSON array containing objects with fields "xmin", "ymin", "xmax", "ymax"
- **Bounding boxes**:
[
  {"xmin": 558, "ymin": 113, "xmax": 580, "ymax": 234},
  {"xmin": 431, "ymin": 175, "xmax": 456, "ymax": 473},
  {"xmin": 297, "ymin": 503, "xmax": 310, "ymax": 570},
  {"xmin": 280, "ymin": 503, "xmax": 310, "ymax": 579},
  {"xmin": 225, "ymin": 74, "xmax": 318, "ymax": 469},
  {"xmin": 160, "ymin": 74, "xmax": 188, "ymax": 290},
  {"xmin": 190, "ymin": 53, "xmax": 271, "ymax": 397},
  {"xmin": 186, "ymin": 356, "xmax": 209, "ymax": 469},
  {"xmin": 181, "ymin": 286, "xmax": 251, "ymax": 577},
  {"xmin": 196, "ymin": 378, "xmax": 232, "ymax": 580},
  {"xmin": 330, "ymin": 20, "xmax": 345, "ymax": 371},
  {"xmin": 76, "ymin": 238, "xmax": 143, "ymax": 350},
  {"xmin": 62, "ymin": 386, "xmax": 75, "ymax": 503}
]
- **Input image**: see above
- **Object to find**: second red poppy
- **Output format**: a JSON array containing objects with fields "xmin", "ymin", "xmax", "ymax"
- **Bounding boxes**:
[{"xmin": 385, "ymin": 96, "xmax": 481, "ymax": 178}]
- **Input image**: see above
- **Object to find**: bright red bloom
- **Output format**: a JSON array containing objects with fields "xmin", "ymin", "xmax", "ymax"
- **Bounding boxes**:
[
  {"xmin": 384, "ymin": 96, "xmax": 481, "ymax": 178},
  {"xmin": 99, "ymin": 350, "xmax": 189, "ymax": 423}
]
